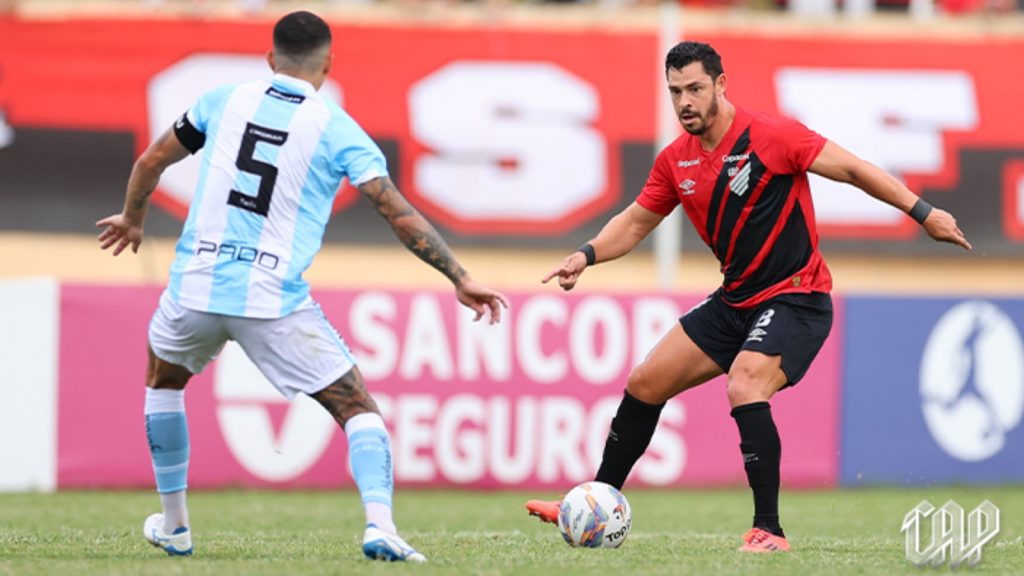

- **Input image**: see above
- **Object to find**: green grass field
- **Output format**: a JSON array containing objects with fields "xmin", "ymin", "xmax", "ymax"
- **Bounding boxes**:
[{"xmin": 1, "ymin": 488, "xmax": 1021, "ymax": 575}]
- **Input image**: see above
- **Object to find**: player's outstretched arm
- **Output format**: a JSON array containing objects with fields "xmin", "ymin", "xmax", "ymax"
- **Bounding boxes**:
[
  {"xmin": 96, "ymin": 127, "xmax": 191, "ymax": 256},
  {"xmin": 809, "ymin": 140, "xmax": 971, "ymax": 250},
  {"xmin": 359, "ymin": 176, "xmax": 509, "ymax": 324},
  {"xmin": 542, "ymin": 201, "xmax": 664, "ymax": 291}
]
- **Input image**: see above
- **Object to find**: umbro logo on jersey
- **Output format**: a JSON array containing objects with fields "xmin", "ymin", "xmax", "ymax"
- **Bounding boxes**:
[
  {"xmin": 679, "ymin": 179, "xmax": 697, "ymax": 195},
  {"xmin": 677, "ymin": 159, "xmax": 700, "ymax": 168},
  {"xmin": 730, "ymin": 162, "xmax": 752, "ymax": 197}
]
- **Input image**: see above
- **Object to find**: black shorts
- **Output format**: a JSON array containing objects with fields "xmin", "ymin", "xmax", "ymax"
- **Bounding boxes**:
[{"xmin": 680, "ymin": 289, "xmax": 833, "ymax": 387}]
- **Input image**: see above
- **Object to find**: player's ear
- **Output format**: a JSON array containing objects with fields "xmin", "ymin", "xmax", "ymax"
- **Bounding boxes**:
[
  {"xmin": 266, "ymin": 50, "xmax": 276, "ymax": 72},
  {"xmin": 323, "ymin": 52, "xmax": 334, "ymax": 75},
  {"xmin": 716, "ymin": 72, "xmax": 727, "ymax": 96}
]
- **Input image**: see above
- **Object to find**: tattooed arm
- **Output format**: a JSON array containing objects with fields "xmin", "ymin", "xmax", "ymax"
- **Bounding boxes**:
[
  {"xmin": 359, "ymin": 176, "xmax": 510, "ymax": 323},
  {"xmin": 96, "ymin": 127, "xmax": 190, "ymax": 255},
  {"xmin": 358, "ymin": 176, "xmax": 468, "ymax": 285}
]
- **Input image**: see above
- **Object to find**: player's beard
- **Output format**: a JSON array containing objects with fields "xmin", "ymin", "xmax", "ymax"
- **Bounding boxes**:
[{"xmin": 681, "ymin": 92, "xmax": 719, "ymax": 136}]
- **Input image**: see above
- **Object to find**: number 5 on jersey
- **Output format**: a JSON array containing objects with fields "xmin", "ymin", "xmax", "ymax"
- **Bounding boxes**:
[{"xmin": 229, "ymin": 122, "xmax": 289, "ymax": 217}]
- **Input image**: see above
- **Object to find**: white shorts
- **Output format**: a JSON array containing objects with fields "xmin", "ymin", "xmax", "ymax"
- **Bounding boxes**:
[{"xmin": 148, "ymin": 291, "xmax": 357, "ymax": 399}]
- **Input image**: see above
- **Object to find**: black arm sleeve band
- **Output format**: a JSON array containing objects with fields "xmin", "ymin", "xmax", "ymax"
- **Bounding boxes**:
[{"xmin": 173, "ymin": 113, "xmax": 206, "ymax": 155}]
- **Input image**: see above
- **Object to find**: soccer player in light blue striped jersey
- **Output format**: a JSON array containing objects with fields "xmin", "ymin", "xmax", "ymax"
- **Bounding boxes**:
[{"xmin": 96, "ymin": 10, "xmax": 508, "ymax": 563}]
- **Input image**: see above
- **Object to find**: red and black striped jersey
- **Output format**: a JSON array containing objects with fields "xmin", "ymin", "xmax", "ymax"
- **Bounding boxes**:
[{"xmin": 637, "ymin": 106, "xmax": 832, "ymax": 309}]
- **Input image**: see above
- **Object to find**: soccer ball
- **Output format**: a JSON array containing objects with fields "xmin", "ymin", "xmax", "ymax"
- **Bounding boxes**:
[{"xmin": 557, "ymin": 481, "xmax": 632, "ymax": 549}]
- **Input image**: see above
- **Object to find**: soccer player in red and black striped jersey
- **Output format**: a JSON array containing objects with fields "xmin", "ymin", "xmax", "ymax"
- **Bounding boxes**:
[{"xmin": 526, "ymin": 41, "xmax": 970, "ymax": 553}]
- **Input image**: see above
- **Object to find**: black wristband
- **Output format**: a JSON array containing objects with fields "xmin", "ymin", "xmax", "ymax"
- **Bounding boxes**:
[
  {"xmin": 577, "ymin": 243, "xmax": 596, "ymax": 266},
  {"xmin": 908, "ymin": 198, "xmax": 933, "ymax": 225}
]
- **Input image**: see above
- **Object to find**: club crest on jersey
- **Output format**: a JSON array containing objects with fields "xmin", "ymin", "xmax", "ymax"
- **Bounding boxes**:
[{"xmin": 729, "ymin": 162, "xmax": 752, "ymax": 197}]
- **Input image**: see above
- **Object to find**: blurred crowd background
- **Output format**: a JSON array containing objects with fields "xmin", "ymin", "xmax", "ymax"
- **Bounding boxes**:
[{"xmin": 1, "ymin": 0, "xmax": 1021, "ymax": 18}]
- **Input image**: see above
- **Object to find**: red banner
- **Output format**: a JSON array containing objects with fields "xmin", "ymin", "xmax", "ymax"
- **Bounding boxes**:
[
  {"xmin": 0, "ymin": 18, "xmax": 652, "ymax": 235},
  {"xmin": 57, "ymin": 284, "xmax": 840, "ymax": 490},
  {"xmin": 2, "ymin": 17, "xmax": 1022, "ymax": 247}
]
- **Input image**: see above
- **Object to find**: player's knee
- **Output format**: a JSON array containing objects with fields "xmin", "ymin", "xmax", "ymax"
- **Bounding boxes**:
[
  {"xmin": 726, "ymin": 367, "xmax": 768, "ymax": 406},
  {"xmin": 626, "ymin": 363, "xmax": 668, "ymax": 404}
]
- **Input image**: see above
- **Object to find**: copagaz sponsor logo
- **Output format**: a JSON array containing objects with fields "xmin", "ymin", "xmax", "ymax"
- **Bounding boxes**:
[
  {"xmin": 722, "ymin": 153, "xmax": 749, "ymax": 164},
  {"xmin": 679, "ymin": 179, "xmax": 696, "ymax": 196},
  {"xmin": 902, "ymin": 500, "xmax": 1000, "ymax": 568},
  {"xmin": 677, "ymin": 158, "xmax": 700, "ymax": 168},
  {"xmin": 919, "ymin": 301, "xmax": 1024, "ymax": 461}
]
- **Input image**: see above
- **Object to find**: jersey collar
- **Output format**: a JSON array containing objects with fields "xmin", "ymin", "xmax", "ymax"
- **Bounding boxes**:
[{"xmin": 270, "ymin": 73, "xmax": 318, "ymax": 98}]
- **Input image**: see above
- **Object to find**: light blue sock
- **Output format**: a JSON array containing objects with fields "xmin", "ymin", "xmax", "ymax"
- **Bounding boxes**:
[
  {"xmin": 346, "ymin": 413, "xmax": 395, "ymax": 533},
  {"xmin": 145, "ymin": 412, "xmax": 190, "ymax": 494}
]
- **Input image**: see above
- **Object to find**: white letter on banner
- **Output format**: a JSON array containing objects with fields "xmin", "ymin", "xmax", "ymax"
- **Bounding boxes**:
[
  {"xmin": 393, "ymin": 395, "xmax": 436, "ymax": 481},
  {"xmin": 457, "ymin": 302, "xmax": 512, "ymax": 381},
  {"xmin": 408, "ymin": 62, "xmax": 605, "ymax": 222},
  {"xmin": 488, "ymin": 397, "xmax": 537, "ymax": 484},
  {"xmin": 633, "ymin": 298, "xmax": 682, "ymax": 366},
  {"xmin": 374, "ymin": 394, "xmax": 393, "ymax": 425},
  {"xmin": 517, "ymin": 296, "xmax": 568, "ymax": 383},
  {"xmin": 570, "ymin": 297, "xmax": 628, "ymax": 385},
  {"xmin": 349, "ymin": 292, "xmax": 398, "ymax": 380},
  {"xmin": 537, "ymin": 397, "xmax": 588, "ymax": 482},
  {"xmin": 636, "ymin": 401, "xmax": 686, "ymax": 485},
  {"xmin": 775, "ymin": 69, "xmax": 977, "ymax": 227},
  {"xmin": 436, "ymin": 394, "xmax": 486, "ymax": 483},
  {"xmin": 399, "ymin": 294, "xmax": 454, "ymax": 380}
]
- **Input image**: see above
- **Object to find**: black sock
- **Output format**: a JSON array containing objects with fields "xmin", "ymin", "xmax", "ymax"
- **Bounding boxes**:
[
  {"xmin": 730, "ymin": 401, "xmax": 784, "ymax": 538},
  {"xmin": 594, "ymin": 390, "xmax": 665, "ymax": 490}
]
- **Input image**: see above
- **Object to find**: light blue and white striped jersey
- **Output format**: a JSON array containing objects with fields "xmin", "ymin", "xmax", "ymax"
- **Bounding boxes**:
[{"xmin": 167, "ymin": 73, "xmax": 386, "ymax": 318}]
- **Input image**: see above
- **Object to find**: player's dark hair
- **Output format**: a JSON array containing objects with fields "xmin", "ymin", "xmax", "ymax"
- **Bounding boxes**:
[
  {"xmin": 665, "ymin": 41, "xmax": 724, "ymax": 79},
  {"xmin": 273, "ymin": 11, "xmax": 332, "ymax": 60}
]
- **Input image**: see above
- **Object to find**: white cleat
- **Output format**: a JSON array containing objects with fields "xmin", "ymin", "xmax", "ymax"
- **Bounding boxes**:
[
  {"xmin": 142, "ymin": 513, "xmax": 193, "ymax": 556},
  {"xmin": 362, "ymin": 525, "xmax": 426, "ymax": 563}
]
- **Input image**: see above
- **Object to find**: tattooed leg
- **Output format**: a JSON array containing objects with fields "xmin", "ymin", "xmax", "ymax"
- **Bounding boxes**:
[
  {"xmin": 311, "ymin": 366, "xmax": 380, "ymax": 428},
  {"xmin": 313, "ymin": 367, "xmax": 397, "ymax": 535}
]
